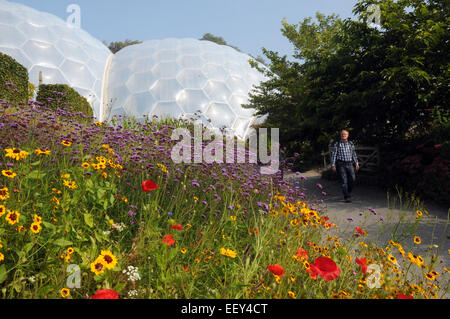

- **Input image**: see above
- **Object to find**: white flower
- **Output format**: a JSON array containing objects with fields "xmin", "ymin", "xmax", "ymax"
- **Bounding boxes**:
[{"xmin": 128, "ymin": 289, "xmax": 138, "ymax": 297}]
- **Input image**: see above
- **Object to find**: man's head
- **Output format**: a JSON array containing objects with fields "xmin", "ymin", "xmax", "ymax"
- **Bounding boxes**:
[{"xmin": 340, "ymin": 130, "xmax": 349, "ymax": 141}]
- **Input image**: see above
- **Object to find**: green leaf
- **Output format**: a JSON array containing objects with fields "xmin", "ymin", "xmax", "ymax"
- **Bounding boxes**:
[
  {"xmin": 26, "ymin": 170, "xmax": 46, "ymax": 179},
  {"xmin": 85, "ymin": 179, "xmax": 94, "ymax": 189},
  {"xmin": 54, "ymin": 238, "xmax": 73, "ymax": 247},
  {"xmin": 0, "ymin": 265, "xmax": 7, "ymax": 284},
  {"xmin": 30, "ymin": 160, "xmax": 41, "ymax": 166},
  {"xmin": 84, "ymin": 213, "xmax": 94, "ymax": 228}
]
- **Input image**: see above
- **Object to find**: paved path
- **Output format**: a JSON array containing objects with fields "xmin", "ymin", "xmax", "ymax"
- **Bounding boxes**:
[{"xmin": 285, "ymin": 170, "xmax": 450, "ymax": 297}]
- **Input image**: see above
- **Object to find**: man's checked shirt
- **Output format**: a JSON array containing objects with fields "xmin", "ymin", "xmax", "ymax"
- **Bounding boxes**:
[{"xmin": 331, "ymin": 140, "xmax": 359, "ymax": 167}]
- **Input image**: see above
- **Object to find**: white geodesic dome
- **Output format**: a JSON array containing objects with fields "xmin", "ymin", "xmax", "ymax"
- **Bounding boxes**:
[
  {"xmin": 104, "ymin": 38, "xmax": 267, "ymax": 139},
  {"xmin": 0, "ymin": 1, "xmax": 268, "ymax": 138},
  {"xmin": 0, "ymin": 0, "xmax": 111, "ymax": 119}
]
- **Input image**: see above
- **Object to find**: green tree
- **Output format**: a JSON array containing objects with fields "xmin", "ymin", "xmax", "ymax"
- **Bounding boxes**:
[
  {"xmin": 199, "ymin": 33, "xmax": 242, "ymax": 52},
  {"xmin": 247, "ymin": 0, "xmax": 449, "ymax": 168},
  {"xmin": 104, "ymin": 39, "xmax": 142, "ymax": 54}
]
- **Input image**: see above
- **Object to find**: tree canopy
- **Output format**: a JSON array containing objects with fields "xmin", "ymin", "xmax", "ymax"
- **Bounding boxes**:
[{"xmin": 247, "ymin": 0, "xmax": 449, "ymax": 165}]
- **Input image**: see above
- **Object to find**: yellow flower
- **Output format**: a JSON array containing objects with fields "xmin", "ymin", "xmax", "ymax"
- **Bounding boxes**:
[
  {"xmin": 220, "ymin": 248, "xmax": 237, "ymax": 258},
  {"xmin": 269, "ymin": 210, "xmax": 279, "ymax": 216},
  {"xmin": 414, "ymin": 236, "xmax": 421, "ymax": 244},
  {"xmin": 60, "ymin": 288, "xmax": 70, "ymax": 298},
  {"xmin": 33, "ymin": 214, "xmax": 42, "ymax": 223},
  {"xmin": 63, "ymin": 180, "xmax": 77, "ymax": 189},
  {"xmin": 35, "ymin": 148, "xmax": 51, "ymax": 156},
  {"xmin": 0, "ymin": 205, "xmax": 5, "ymax": 217},
  {"xmin": 2, "ymin": 170, "xmax": 16, "ymax": 179},
  {"xmin": 180, "ymin": 248, "xmax": 187, "ymax": 254},
  {"xmin": 61, "ymin": 173, "xmax": 71, "ymax": 179},
  {"xmin": 30, "ymin": 222, "xmax": 42, "ymax": 234},
  {"xmin": 5, "ymin": 210, "xmax": 20, "ymax": 225},
  {"xmin": 66, "ymin": 247, "xmax": 74, "ymax": 255},
  {"xmin": 288, "ymin": 291, "xmax": 296, "ymax": 299},
  {"xmin": 0, "ymin": 187, "xmax": 10, "ymax": 201},
  {"xmin": 99, "ymin": 250, "xmax": 117, "ymax": 270},
  {"xmin": 289, "ymin": 275, "xmax": 295, "ymax": 282},
  {"xmin": 425, "ymin": 272, "xmax": 435, "ymax": 281},
  {"xmin": 101, "ymin": 172, "xmax": 108, "ymax": 179},
  {"xmin": 95, "ymin": 121, "xmax": 102, "ymax": 126},
  {"xmin": 81, "ymin": 162, "xmax": 90, "ymax": 168},
  {"xmin": 61, "ymin": 140, "xmax": 72, "ymax": 147},
  {"xmin": 230, "ymin": 215, "xmax": 236, "ymax": 221},
  {"xmin": 90, "ymin": 257, "xmax": 106, "ymax": 275},
  {"xmin": 5, "ymin": 148, "xmax": 29, "ymax": 161},
  {"xmin": 387, "ymin": 254, "xmax": 398, "ymax": 264}
]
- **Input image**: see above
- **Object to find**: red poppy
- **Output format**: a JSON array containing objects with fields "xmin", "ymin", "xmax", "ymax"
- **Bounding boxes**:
[
  {"xmin": 307, "ymin": 257, "xmax": 341, "ymax": 281},
  {"xmin": 296, "ymin": 248, "xmax": 309, "ymax": 260},
  {"xmin": 162, "ymin": 234, "xmax": 175, "ymax": 246},
  {"xmin": 90, "ymin": 289, "xmax": 119, "ymax": 299},
  {"xmin": 267, "ymin": 264, "xmax": 285, "ymax": 277},
  {"xmin": 397, "ymin": 293, "xmax": 414, "ymax": 299},
  {"xmin": 355, "ymin": 257, "xmax": 367, "ymax": 274},
  {"xmin": 183, "ymin": 266, "xmax": 190, "ymax": 271},
  {"xmin": 355, "ymin": 227, "xmax": 366, "ymax": 235},
  {"xmin": 141, "ymin": 180, "xmax": 159, "ymax": 192},
  {"xmin": 171, "ymin": 224, "xmax": 183, "ymax": 231}
]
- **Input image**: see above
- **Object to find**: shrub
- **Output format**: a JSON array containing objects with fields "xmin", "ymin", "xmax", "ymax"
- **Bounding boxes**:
[
  {"xmin": 36, "ymin": 83, "xmax": 93, "ymax": 119},
  {"xmin": 0, "ymin": 52, "xmax": 29, "ymax": 104}
]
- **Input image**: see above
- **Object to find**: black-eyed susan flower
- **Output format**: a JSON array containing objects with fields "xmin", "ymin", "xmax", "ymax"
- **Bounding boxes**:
[
  {"xmin": 5, "ymin": 210, "xmax": 20, "ymax": 225},
  {"xmin": 2, "ymin": 170, "xmax": 16, "ymax": 179},
  {"xmin": 230, "ymin": 215, "xmax": 236, "ymax": 221},
  {"xmin": 30, "ymin": 222, "xmax": 42, "ymax": 234},
  {"xmin": 414, "ymin": 236, "xmax": 422, "ymax": 244},
  {"xmin": 33, "ymin": 214, "xmax": 42, "ymax": 223},
  {"xmin": 425, "ymin": 272, "xmax": 435, "ymax": 280},
  {"xmin": 99, "ymin": 250, "xmax": 117, "ymax": 270},
  {"xmin": 90, "ymin": 257, "xmax": 106, "ymax": 275},
  {"xmin": 35, "ymin": 148, "xmax": 51, "ymax": 156},
  {"xmin": 66, "ymin": 247, "xmax": 74, "ymax": 255},
  {"xmin": 0, "ymin": 205, "xmax": 5, "ymax": 217},
  {"xmin": 220, "ymin": 248, "xmax": 237, "ymax": 258},
  {"xmin": 81, "ymin": 162, "xmax": 90, "ymax": 168},
  {"xmin": 0, "ymin": 252, "xmax": 4, "ymax": 262},
  {"xmin": 61, "ymin": 140, "xmax": 72, "ymax": 147},
  {"xmin": 5, "ymin": 148, "xmax": 29, "ymax": 161},
  {"xmin": 180, "ymin": 248, "xmax": 187, "ymax": 254},
  {"xmin": 63, "ymin": 180, "xmax": 77, "ymax": 189},
  {"xmin": 0, "ymin": 187, "xmax": 10, "ymax": 201},
  {"xmin": 387, "ymin": 254, "xmax": 398, "ymax": 264},
  {"xmin": 288, "ymin": 291, "xmax": 296, "ymax": 298},
  {"xmin": 60, "ymin": 288, "xmax": 70, "ymax": 298}
]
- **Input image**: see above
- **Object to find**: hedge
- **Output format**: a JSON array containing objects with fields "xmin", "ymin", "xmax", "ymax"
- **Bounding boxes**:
[
  {"xmin": 0, "ymin": 52, "xmax": 29, "ymax": 105},
  {"xmin": 36, "ymin": 84, "xmax": 93, "ymax": 118}
]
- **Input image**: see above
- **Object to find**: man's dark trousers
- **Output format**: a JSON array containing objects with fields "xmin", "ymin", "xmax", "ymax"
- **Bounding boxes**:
[{"xmin": 336, "ymin": 160, "xmax": 356, "ymax": 199}]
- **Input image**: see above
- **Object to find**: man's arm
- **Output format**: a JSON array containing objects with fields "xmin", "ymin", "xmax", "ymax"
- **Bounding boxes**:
[{"xmin": 351, "ymin": 143, "xmax": 359, "ymax": 169}]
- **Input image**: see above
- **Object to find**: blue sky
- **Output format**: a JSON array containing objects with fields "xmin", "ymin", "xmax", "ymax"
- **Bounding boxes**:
[{"xmin": 11, "ymin": 0, "xmax": 359, "ymax": 59}]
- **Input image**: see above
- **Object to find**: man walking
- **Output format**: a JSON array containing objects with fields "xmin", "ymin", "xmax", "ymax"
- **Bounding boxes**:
[{"xmin": 331, "ymin": 130, "xmax": 360, "ymax": 202}]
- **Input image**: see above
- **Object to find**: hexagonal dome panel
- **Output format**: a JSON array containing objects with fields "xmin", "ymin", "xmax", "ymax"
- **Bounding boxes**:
[
  {"xmin": 0, "ymin": 0, "xmax": 111, "ymax": 119},
  {"xmin": 105, "ymin": 38, "xmax": 267, "ymax": 139}
]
